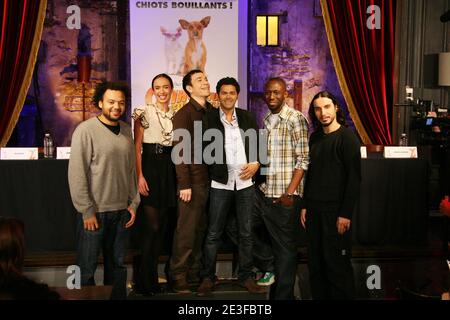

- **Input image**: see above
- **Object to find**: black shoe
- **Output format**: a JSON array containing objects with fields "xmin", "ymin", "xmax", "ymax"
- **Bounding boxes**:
[{"xmin": 134, "ymin": 284, "xmax": 162, "ymax": 296}]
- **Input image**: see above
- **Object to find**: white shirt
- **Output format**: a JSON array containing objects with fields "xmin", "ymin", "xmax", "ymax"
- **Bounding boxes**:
[{"xmin": 211, "ymin": 108, "xmax": 254, "ymax": 191}]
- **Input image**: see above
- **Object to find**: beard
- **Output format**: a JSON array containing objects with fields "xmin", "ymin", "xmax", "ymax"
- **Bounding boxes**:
[
  {"xmin": 103, "ymin": 111, "xmax": 121, "ymax": 122},
  {"xmin": 321, "ymin": 121, "xmax": 332, "ymax": 127}
]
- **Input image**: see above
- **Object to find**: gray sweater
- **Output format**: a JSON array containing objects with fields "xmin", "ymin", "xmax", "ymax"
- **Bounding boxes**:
[{"xmin": 68, "ymin": 117, "xmax": 140, "ymax": 219}]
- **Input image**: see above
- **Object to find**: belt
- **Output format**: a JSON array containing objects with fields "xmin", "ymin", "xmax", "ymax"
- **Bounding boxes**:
[{"xmin": 143, "ymin": 143, "xmax": 173, "ymax": 155}]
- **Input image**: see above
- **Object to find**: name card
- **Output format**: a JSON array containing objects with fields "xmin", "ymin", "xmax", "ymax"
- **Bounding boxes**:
[
  {"xmin": 384, "ymin": 146, "xmax": 418, "ymax": 159},
  {"xmin": 57, "ymin": 147, "xmax": 71, "ymax": 159},
  {"xmin": 360, "ymin": 146, "xmax": 367, "ymax": 159},
  {"xmin": 0, "ymin": 148, "xmax": 38, "ymax": 160}
]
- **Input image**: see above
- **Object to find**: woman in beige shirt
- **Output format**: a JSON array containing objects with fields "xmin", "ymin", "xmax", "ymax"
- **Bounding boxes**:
[{"xmin": 132, "ymin": 74, "xmax": 176, "ymax": 295}]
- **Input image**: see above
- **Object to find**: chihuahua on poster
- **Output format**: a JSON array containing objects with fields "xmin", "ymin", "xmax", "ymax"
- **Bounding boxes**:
[
  {"xmin": 178, "ymin": 16, "xmax": 211, "ymax": 74},
  {"xmin": 160, "ymin": 26, "xmax": 184, "ymax": 75}
]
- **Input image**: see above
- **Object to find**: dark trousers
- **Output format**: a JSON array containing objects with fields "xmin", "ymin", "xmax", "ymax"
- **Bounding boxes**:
[
  {"xmin": 133, "ymin": 206, "xmax": 171, "ymax": 293},
  {"xmin": 169, "ymin": 184, "xmax": 209, "ymax": 281},
  {"xmin": 252, "ymin": 189, "xmax": 300, "ymax": 300},
  {"xmin": 76, "ymin": 210, "xmax": 130, "ymax": 300},
  {"xmin": 306, "ymin": 208, "xmax": 355, "ymax": 300},
  {"xmin": 200, "ymin": 185, "xmax": 255, "ymax": 282}
]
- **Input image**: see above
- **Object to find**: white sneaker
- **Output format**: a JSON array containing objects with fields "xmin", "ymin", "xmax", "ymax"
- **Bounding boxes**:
[{"xmin": 257, "ymin": 272, "xmax": 275, "ymax": 286}]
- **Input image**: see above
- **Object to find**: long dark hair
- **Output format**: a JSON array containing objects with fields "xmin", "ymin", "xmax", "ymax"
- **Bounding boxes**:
[
  {"xmin": 0, "ymin": 217, "xmax": 25, "ymax": 281},
  {"xmin": 308, "ymin": 91, "xmax": 348, "ymax": 131}
]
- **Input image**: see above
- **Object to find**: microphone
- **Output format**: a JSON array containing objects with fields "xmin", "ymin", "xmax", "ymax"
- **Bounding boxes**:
[{"xmin": 441, "ymin": 10, "xmax": 450, "ymax": 23}]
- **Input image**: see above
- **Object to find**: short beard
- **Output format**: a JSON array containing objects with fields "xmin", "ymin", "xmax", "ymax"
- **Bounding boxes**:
[{"xmin": 103, "ymin": 114, "xmax": 120, "ymax": 123}]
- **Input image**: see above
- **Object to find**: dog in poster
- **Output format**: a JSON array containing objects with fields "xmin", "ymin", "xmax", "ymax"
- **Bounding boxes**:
[
  {"xmin": 160, "ymin": 26, "xmax": 184, "ymax": 75},
  {"xmin": 178, "ymin": 16, "xmax": 211, "ymax": 74}
]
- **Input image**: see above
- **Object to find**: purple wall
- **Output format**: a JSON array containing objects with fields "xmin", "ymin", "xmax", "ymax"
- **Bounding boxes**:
[{"xmin": 248, "ymin": 0, "xmax": 352, "ymax": 130}]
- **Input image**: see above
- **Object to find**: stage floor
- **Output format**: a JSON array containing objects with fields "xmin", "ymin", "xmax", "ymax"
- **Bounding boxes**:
[{"xmin": 23, "ymin": 214, "xmax": 449, "ymax": 300}]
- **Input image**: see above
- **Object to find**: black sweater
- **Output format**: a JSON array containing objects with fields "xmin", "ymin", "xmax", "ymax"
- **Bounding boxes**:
[{"xmin": 304, "ymin": 126, "xmax": 361, "ymax": 219}]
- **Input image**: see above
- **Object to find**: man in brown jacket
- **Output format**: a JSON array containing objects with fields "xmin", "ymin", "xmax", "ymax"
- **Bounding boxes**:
[{"xmin": 169, "ymin": 69, "xmax": 212, "ymax": 293}]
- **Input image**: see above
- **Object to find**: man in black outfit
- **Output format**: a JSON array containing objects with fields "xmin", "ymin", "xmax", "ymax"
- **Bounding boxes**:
[{"xmin": 301, "ymin": 91, "xmax": 361, "ymax": 299}]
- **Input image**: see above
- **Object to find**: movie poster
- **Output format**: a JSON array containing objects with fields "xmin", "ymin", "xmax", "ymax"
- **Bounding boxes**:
[{"xmin": 129, "ymin": 0, "xmax": 239, "ymax": 112}]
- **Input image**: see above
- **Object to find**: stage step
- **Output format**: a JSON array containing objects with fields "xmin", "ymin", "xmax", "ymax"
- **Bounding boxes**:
[{"xmin": 129, "ymin": 280, "xmax": 270, "ymax": 300}]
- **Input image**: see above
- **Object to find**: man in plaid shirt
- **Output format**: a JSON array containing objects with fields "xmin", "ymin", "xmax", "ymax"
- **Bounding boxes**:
[{"xmin": 253, "ymin": 77, "xmax": 309, "ymax": 300}]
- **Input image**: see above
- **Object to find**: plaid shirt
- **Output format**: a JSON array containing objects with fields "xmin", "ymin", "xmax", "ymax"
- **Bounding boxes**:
[{"xmin": 259, "ymin": 105, "xmax": 309, "ymax": 198}]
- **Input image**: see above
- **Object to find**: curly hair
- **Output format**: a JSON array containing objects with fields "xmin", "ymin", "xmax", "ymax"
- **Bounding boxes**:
[{"xmin": 92, "ymin": 81, "xmax": 129, "ymax": 109}]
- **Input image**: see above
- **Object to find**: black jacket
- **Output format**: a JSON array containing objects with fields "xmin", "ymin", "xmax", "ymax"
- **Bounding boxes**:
[{"xmin": 202, "ymin": 107, "xmax": 259, "ymax": 185}]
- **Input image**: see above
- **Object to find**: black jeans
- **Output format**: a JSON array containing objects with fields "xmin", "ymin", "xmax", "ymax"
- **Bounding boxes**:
[
  {"xmin": 306, "ymin": 208, "xmax": 355, "ymax": 299},
  {"xmin": 76, "ymin": 210, "xmax": 130, "ymax": 300},
  {"xmin": 200, "ymin": 185, "xmax": 255, "ymax": 282},
  {"xmin": 252, "ymin": 189, "xmax": 300, "ymax": 300}
]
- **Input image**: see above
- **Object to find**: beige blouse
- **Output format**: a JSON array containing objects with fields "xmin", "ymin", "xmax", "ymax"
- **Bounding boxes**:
[{"xmin": 132, "ymin": 104, "xmax": 175, "ymax": 146}]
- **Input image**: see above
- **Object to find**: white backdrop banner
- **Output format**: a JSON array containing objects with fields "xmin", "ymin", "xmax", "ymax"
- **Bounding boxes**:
[{"xmin": 130, "ymin": 0, "xmax": 240, "ymax": 112}]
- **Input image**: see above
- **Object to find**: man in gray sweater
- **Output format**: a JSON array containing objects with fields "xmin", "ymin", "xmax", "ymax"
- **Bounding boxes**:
[{"xmin": 68, "ymin": 81, "xmax": 140, "ymax": 299}]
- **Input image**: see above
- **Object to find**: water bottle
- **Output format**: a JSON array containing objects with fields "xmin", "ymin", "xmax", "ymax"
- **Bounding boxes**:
[
  {"xmin": 44, "ymin": 133, "xmax": 54, "ymax": 158},
  {"xmin": 399, "ymin": 133, "xmax": 408, "ymax": 146}
]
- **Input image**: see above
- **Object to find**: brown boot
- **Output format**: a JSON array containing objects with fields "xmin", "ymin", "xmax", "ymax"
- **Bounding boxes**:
[
  {"xmin": 241, "ymin": 279, "xmax": 267, "ymax": 294},
  {"xmin": 196, "ymin": 278, "xmax": 216, "ymax": 297},
  {"xmin": 172, "ymin": 278, "xmax": 192, "ymax": 294}
]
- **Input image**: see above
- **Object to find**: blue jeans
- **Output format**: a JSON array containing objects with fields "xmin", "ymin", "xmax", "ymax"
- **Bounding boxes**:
[
  {"xmin": 200, "ymin": 185, "xmax": 255, "ymax": 282},
  {"xmin": 76, "ymin": 210, "xmax": 130, "ymax": 299},
  {"xmin": 252, "ymin": 189, "xmax": 301, "ymax": 300}
]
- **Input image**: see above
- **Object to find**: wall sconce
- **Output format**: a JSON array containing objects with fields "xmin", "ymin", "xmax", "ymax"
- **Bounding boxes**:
[
  {"xmin": 256, "ymin": 15, "xmax": 280, "ymax": 46},
  {"xmin": 256, "ymin": 11, "xmax": 288, "ymax": 47}
]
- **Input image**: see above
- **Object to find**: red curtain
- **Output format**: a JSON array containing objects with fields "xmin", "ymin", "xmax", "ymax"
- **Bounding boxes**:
[
  {"xmin": 324, "ymin": 0, "xmax": 395, "ymax": 145},
  {"xmin": 0, "ymin": 0, "xmax": 46, "ymax": 146}
]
